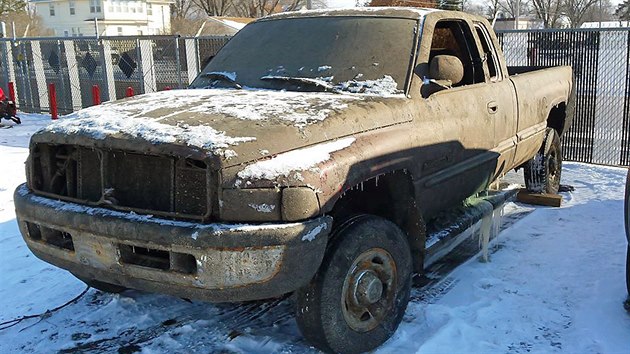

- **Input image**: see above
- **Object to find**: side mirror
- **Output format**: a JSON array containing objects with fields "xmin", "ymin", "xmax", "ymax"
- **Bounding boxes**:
[{"xmin": 429, "ymin": 55, "xmax": 464, "ymax": 87}]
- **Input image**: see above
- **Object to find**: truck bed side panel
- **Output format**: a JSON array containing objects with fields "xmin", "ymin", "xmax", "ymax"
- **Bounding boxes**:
[{"xmin": 509, "ymin": 65, "xmax": 573, "ymax": 166}]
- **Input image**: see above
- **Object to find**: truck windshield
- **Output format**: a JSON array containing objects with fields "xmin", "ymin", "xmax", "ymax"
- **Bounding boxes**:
[{"xmin": 190, "ymin": 16, "xmax": 418, "ymax": 94}]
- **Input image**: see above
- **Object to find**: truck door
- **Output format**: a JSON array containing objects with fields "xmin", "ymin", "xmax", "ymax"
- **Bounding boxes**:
[
  {"xmin": 472, "ymin": 22, "xmax": 518, "ymax": 177},
  {"xmin": 414, "ymin": 19, "xmax": 508, "ymax": 215}
]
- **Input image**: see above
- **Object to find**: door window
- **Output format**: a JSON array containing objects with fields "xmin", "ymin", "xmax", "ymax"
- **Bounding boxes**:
[{"xmin": 474, "ymin": 24, "xmax": 502, "ymax": 82}]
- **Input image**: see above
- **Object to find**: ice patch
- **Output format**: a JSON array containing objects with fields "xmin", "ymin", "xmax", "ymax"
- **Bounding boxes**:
[
  {"xmin": 237, "ymin": 137, "xmax": 355, "ymax": 181},
  {"xmin": 248, "ymin": 203, "xmax": 276, "ymax": 213},
  {"xmin": 336, "ymin": 75, "xmax": 402, "ymax": 96},
  {"xmin": 302, "ymin": 223, "xmax": 327, "ymax": 242}
]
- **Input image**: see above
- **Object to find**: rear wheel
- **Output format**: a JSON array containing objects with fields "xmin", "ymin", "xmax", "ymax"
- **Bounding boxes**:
[
  {"xmin": 295, "ymin": 215, "xmax": 412, "ymax": 354},
  {"xmin": 524, "ymin": 128, "xmax": 562, "ymax": 194}
]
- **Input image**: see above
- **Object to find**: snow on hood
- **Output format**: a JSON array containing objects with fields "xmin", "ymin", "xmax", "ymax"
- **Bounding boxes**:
[
  {"xmin": 237, "ymin": 137, "xmax": 355, "ymax": 184},
  {"xmin": 39, "ymin": 88, "xmax": 363, "ymax": 156},
  {"xmin": 237, "ymin": 137, "xmax": 356, "ymax": 181}
]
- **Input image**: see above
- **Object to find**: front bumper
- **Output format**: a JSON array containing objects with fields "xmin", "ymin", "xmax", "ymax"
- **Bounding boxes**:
[{"xmin": 14, "ymin": 184, "xmax": 331, "ymax": 302}]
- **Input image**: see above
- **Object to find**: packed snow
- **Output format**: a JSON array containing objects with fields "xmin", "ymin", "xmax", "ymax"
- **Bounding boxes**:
[
  {"xmin": 46, "ymin": 89, "xmax": 363, "ymax": 142},
  {"xmin": 236, "ymin": 137, "xmax": 355, "ymax": 181},
  {"xmin": 1, "ymin": 114, "xmax": 629, "ymax": 353}
]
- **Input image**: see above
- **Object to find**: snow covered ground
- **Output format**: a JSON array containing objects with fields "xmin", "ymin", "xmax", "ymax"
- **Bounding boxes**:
[{"xmin": 0, "ymin": 114, "xmax": 629, "ymax": 353}]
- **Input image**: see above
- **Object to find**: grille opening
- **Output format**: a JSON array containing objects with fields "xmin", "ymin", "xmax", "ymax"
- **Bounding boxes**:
[
  {"xmin": 26, "ymin": 222, "xmax": 75, "ymax": 251},
  {"xmin": 119, "ymin": 244, "xmax": 197, "ymax": 274},
  {"xmin": 31, "ymin": 145, "xmax": 79, "ymax": 198}
]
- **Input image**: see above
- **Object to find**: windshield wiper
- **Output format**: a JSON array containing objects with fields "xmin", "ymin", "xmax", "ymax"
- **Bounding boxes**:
[
  {"xmin": 260, "ymin": 75, "xmax": 340, "ymax": 94},
  {"xmin": 202, "ymin": 72, "xmax": 242, "ymax": 89}
]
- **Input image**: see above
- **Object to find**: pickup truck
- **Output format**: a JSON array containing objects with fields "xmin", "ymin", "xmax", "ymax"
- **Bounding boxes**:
[{"xmin": 14, "ymin": 8, "xmax": 574, "ymax": 353}]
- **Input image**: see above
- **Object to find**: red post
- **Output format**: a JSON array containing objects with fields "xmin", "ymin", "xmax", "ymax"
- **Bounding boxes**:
[
  {"xmin": 125, "ymin": 87, "xmax": 134, "ymax": 97},
  {"xmin": 48, "ymin": 83, "xmax": 58, "ymax": 120},
  {"xmin": 8, "ymin": 82, "xmax": 16, "ymax": 103},
  {"xmin": 92, "ymin": 85, "xmax": 101, "ymax": 106}
]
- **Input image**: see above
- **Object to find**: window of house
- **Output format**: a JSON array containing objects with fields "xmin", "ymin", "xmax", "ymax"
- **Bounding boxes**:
[
  {"xmin": 147, "ymin": 3, "xmax": 152, "ymax": 15},
  {"xmin": 69, "ymin": 1, "xmax": 75, "ymax": 15},
  {"xmin": 474, "ymin": 23, "xmax": 502, "ymax": 82},
  {"xmin": 71, "ymin": 27, "xmax": 76, "ymax": 36},
  {"xmin": 90, "ymin": 0, "xmax": 102, "ymax": 13},
  {"xmin": 63, "ymin": 30, "xmax": 69, "ymax": 37},
  {"xmin": 49, "ymin": 4, "xmax": 55, "ymax": 16},
  {"xmin": 117, "ymin": 27, "xmax": 123, "ymax": 36},
  {"xmin": 138, "ymin": 5, "xmax": 143, "ymax": 13},
  {"xmin": 122, "ymin": 3, "xmax": 128, "ymax": 12}
]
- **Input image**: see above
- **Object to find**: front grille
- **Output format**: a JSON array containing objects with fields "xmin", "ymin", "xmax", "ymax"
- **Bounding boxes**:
[{"xmin": 30, "ymin": 144, "xmax": 210, "ymax": 220}]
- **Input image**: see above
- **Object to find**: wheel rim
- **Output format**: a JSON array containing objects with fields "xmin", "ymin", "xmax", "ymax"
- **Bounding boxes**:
[
  {"xmin": 341, "ymin": 248, "xmax": 397, "ymax": 332},
  {"xmin": 547, "ymin": 148, "xmax": 560, "ymax": 190}
]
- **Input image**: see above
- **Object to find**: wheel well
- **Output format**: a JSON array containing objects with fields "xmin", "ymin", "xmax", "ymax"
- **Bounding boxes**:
[
  {"xmin": 330, "ymin": 171, "xmax": 426, "ymax": 273},
  {"xmin": 547, "ymin": 102, "xmax": 567, "ymax": 136}
]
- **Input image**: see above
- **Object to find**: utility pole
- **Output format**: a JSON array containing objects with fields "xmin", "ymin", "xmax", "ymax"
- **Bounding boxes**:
[
  {"xmin": 598, "ymin": 0, "xmax": 602, "ymax": 28},
  {"xmin": 515, "ymin": 0, "xmax": 520, "ymax": 30}
]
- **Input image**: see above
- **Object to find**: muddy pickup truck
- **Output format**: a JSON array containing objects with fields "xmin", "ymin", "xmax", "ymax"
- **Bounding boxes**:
[{"xmin": 14, "ymin": 8, "xmax": 574, "ymax": 353}]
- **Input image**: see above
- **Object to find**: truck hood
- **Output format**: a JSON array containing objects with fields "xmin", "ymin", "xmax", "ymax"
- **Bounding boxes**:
[{"xmin": 33, "ymin": 88, "xmax": 410, "ymax": 167}]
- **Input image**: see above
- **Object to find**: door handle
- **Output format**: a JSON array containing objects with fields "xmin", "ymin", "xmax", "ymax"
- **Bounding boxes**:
[{"xmin": 487, "ymin": 101, "xmax": 498, "ymax": 114}]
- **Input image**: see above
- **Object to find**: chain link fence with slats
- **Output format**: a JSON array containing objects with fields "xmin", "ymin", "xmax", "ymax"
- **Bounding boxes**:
[
  {"xmin": 497, "ymin": 28, "xmax": 630, "ymax": 167},
  {"xmin": 1, "ymin": 30, "xmax": 629, "ymax": 166},
  {"xmin": 0, "ymin": 35, "xmax": 231, "ymax": 114}
]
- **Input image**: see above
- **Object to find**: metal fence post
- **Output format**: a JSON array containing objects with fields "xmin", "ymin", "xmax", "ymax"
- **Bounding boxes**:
[
  {"xmin": 63, "ymin": 40, "xmax": 83, "ymax": 111},
  {"xmin": 99, "ymin": 39, "xmax": 117, "ymax": 101},
  {"xmin": 138, "ymin": 39, "xmax": 156, "ymax": 93},
  {"xmin": 30, "ymin": 40, "xmax": 50, "ymax": 111},
  {"xmin": 0, "ymin": 40, "xmax": 17, "ymax": 101},
  {"xmin": 19, "ymin": 41, "xmax": 35, "ymax": 111},
  {"xmin": 175, "ymin": 37, "xmax": 182, "ymax": 88},
  {"xmin": 185, "ymin": 38, "xmax": 199, "ymax": 85}
]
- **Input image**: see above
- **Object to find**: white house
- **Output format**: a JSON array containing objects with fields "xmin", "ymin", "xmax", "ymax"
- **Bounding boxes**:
[{"xmin": 30, "ymin": 0, "xmax": 174, "ymax": 37}]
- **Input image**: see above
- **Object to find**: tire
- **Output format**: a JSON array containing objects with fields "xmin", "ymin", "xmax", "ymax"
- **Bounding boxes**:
[
  {"xmin": 75, "ymin": 276, "xmax": 126, "ymax": 294},
  {"xmin": 295, "ymin": 215, "xmax": 413, "ymax": 354},
  {"xmin": 524, "ymin": 128, "xmax": 562, "ymax": 194}
]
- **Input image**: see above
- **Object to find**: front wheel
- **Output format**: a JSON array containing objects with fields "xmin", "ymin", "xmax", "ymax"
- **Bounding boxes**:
[
  {"xmin": 524, "ymin": 128, "xmax": 562, "ymax": 194},
  {"xmin": 295, "ymin": 215, "xmax": 413, "ymax": 354}
]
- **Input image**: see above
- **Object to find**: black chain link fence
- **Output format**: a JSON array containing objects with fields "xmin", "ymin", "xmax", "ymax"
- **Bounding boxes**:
[
  {"xmin": 497, "ymin": 28, "xmax": 630, "ymax": 167},
  {"xmin": 1, "ymin": 29, "xmax": 629, "ymax": 166}
]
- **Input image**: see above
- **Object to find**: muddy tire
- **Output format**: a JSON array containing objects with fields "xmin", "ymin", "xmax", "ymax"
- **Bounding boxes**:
[
  {"xmin": 524, "ymin": 128, "xmax": 562, "ymax": 194},
  {"xmin": 295, "ymin": 215, "xmax": 412, "ymax": 354},
  {"xmin": 76, "ymin": 276, "xmax": 126, "ymax": 293}
]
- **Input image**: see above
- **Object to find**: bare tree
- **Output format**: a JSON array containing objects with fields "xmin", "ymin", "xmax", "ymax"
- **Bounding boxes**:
[
  {"xmin": 172, "ymin": 0, "xmax": 198, "ymax": 19},
  {"xmin": 232, "ymin": 0, "xmax": 304, "ymax": 18},
  {"xmin": 498, "ymin": 0, "xmax": 531, "ymax": 17},
  {"xmin": 0, "ymin": 0, "xmax": 26, "ymax": 17},
  {"xmin": 564, "ymin": 0, "xmax": 599, "ymax": 27},
  {"xmin": 485, "ymin": 0, "xmax": 501, "ymax": 17},
  {"xmin": 0, "ymin": 10, "xmax": 52, "ymax": 37},
  {"xmin": 531, "ymin": 0, "xmax": 563, "ymax": 27},
  {"xmin": 616, "ymin": 0, "xmax": 630, "ymax": 20},
  {"xmin": 193, "ymin": 0, "xmax": 235, "ymax": 16}
]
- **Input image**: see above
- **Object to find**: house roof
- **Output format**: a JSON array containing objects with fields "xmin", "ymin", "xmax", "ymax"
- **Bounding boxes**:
[{"xmin": 207, "ymin": 17, "xmax": 255, "ymax": 31}]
